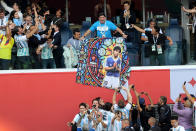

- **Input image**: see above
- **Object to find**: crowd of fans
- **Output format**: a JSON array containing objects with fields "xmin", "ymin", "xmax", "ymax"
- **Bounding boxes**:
[
  {"xmin": 67, "ymin": 84, "xmax": 195, "ymax": 131},
  {"xmin": 0, "ymin": 0, "xmax": 178, "ymax": 70},
  {"xmin": 0, "ymin": 0, "xmax": 70, "ymax": 70}
]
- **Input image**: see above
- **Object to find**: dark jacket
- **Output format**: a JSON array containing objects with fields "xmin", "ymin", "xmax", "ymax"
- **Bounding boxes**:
[
  {"xmin": 149, "ymin": 126, "xmax": 161, "ymax": 131},
  {"xmin": 158, "ymin": 104, "xmax": 171, "ymax": 125},
  {"xmin": 52, "ymin": 31, "xmax": 63, "ymax": 55}
]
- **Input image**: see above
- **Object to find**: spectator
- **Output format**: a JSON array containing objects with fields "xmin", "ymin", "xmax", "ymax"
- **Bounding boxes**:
[
  {"xmin": 81, "ymin": 12, "xmax": 127, "ymax": 39},
  {"xmin": 170, "ymin": 116, "xmax": 185, "ymax": 131},
  {"xmin": 112, "ymin": 86, "xmax": 132, "ymax": 119},
  {"xmin": 173, "ymin": 89, "xmax": 193, "ymax": 131},
  {"xmin": 157, "ymin": 96, "xmax": 171, "ymax": 131},
  {"xmin": 95, "ymin": 97, "xmax": 105, "ymax": 109},
  {"xmin": 132, "ymin": 24, "xmax": 173, "ymax": 65},
  {"xmin": 132, "ymin": 87, "xmax": 155, "ymax": 131},
  {"xmin": 66, "ymin": 28, "xmax": 81, "ymax": 56},
  {"xmin": 9, "ymin": 10, "xmax": 22, "ymax": 26},
  {"xmin": 120, "ymin": 1, "xmax": 136, "ymax": 42},
  {"xmin": 182, "ymin": 6, "xmax": 196, "ymax": 61},
  {"xmin": 68, "ymin": 103, "xmax": 90, "ymax": 131},
  {"xmin": 51, "ymin": 8, "xmax": 65, "ymax": 25},
  {"xmin": 148, "ymin": 117, "xmax": 161, "ymax": 131},
  {"xmin": 141, "ymin": 19, "xmax": 163, "ymax": 58},
  {"xmin": 0, "ymin": 21, "xmax": 14, "ymax": 70},
  {"xmin": 112, "ymin": 110, "xmax": 122, "ymax": 131},
  {"xmin": 63, "ymin": 42, "xmax": 78, "ymax": 68},
  {"xmin": 122, "ymin": 119, "xmax": 134, "ymax": 131},
  {"xmin": 0, "ymin": 8, "xmax": 8, "ymax": 35},
  {"xmin": 13, "ymin": 18, "xmax": 39, "ymax": 69},
  {"xmin": 102, "ymin": 102, "xmax": 115, "ymax": 131},
  {"xmin": 23, "ymin": 15, "xmax": 33, "ymax": 31},
  {"xmin": 182, "ymin": 84, "xmax": 196, "ymax": 129},
  {"xmin": 0, "ymin": 0, "xmax": 23, "ymax": 22},
  {"xmin": 91, "ymin": 111, "xmax": 108, "ymax": 131},
  {"xmin": 51, "ymin": 23, "xmax": 64, "ymax": 68},
  {"xmin": 37, "ymin": 37, "xmax": 56, "ymax": 69}
]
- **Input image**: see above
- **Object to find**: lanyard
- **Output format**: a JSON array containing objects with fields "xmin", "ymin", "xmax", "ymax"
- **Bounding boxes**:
[
  {"xmin": 124, "ymin": 10, "xmax": 129, "ymax": 24},
  {"xmin": 153, "ymin": 34, "xmax": 159, "ymax": 44}
]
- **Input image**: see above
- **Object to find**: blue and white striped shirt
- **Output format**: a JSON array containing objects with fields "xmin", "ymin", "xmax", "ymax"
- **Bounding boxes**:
[
  {"xmin": 14, "ymin": 35, "xmax": 29, "ymax": 56},
  {"xmin": 113, "ymin": 119, "xmax": 122, "ymax": 131},
  {"xmin": 40, "ymin": 43, "xmax": 53, "ymax": 59},
  {"xmin": 73, "ymin": 113, "xmax": 89, "ymax": 129},
  {"xmin": 114, "ymin": 103, "xmax": 132, "ymax": 119}
]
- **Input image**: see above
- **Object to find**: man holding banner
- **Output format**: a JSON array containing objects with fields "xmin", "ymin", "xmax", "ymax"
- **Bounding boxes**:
[{"xmin": 80, "ymin": 12, "xmax": 127, "ymax": 39}]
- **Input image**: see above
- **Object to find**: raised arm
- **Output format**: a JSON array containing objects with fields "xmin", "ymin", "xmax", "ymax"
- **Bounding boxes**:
[
  {"xmin": 80, "ymin": 29, "xmax": 91, "ymax": 40},
  {"xmin": 182, "ymin": 6, "xmax": 196, "ymax": 13},
  {"xmin": 33, "ymin": 5, "xmax": 38, "ymax": 19},
  {"xmin": 112, "ymin": 89, "xmax": 118, "ymax": 105},
  {"xmin": 0, "ymin": 0, "xmax": 13, "ymax": 13},
  {"xmin": 182, "ymin": 84, "xmax": 195, "ymax": 104},
  {"xmin": 6, "ymin": 22, "xmax": 12, "ymax": 40},
  {"xmin": 144, "ymin": 92, "xmax": 154, "ymax": 107},
  {"xmin": 26, "ymin": 18, "xmax": 39, "ymax": 39},
  {"xmin": 132, "ymin": 24, "xmax": 145, "ymax": 33},
  {"xmin": 132, "ymin": 87, "xmax": 142, "ymax": 112},
  {"xmin": 122, "ymin": 86, "xmax": 132, "ymax": 104}
]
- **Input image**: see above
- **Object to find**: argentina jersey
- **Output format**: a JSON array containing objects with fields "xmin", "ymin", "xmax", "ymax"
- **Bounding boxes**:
[
  {"xmin": 113, "ymin": 119, "xmax": 122, "ymax": 131},
  {"xmin": 73, "ymin": 113, "xmax": 90, "ymax": 129},
  {"xmin": 14, "ymin": 35, "xmax": 29, "ymax": 56},
  {"xmin": 114, "ymin": 103, "xmax": 132, "ymax": 119}
]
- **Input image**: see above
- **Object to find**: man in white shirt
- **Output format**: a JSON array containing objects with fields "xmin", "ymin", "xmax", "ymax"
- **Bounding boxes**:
[
  {"xmin": 170, "ymin": 116, "xmax": 185, "ymax": 131},
  {"xmin": 68, "ymin": 103, "xmax": 90, "ymax": 130}
]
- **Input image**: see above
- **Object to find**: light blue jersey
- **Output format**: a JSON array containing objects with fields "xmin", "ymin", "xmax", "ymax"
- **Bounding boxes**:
[
  {"xmin": 90, "ymin": 20, "xmax": 117, "ymax": 38},
  {"xmin": 113, "ymin": 119, "xmax": 122, "ymax": 131},
  {"xmin": 73, "ymin": 113, "xmax": 90, "ymax": 129},
  {"xmin": 14, "ymin": 35, "xmax": 29, "ymax": 56},
  {"xmin": 114, "ymin": 103, "xmax": 132, "ymax": 119}
]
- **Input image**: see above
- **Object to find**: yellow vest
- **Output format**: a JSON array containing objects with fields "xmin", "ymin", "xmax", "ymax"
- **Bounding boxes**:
[{"xmin": 0, "ymin": 34, "xmax": 14, "ymax": 60}]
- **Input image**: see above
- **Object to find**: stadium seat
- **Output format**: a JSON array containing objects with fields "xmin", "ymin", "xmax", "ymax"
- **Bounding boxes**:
[
  {"xmin": 126, "ymin": 29, "xmax": 140, "ymax": 66},
  {"xmin": 165, "ymin": 19, "xmax": 183, "ymax": 65},
  {"xmin": 60, "ymin": 22, "xmax": 73, "ymax": 46}
]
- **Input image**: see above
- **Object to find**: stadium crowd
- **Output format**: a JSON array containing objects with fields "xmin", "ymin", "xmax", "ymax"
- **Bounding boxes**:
[
  {"xmin": 0, "ymin": 0, "xmax": 189, "ymax": 70},
  {"xmin": 67, "ymin": 84, "xmax": 195, "ymax": 131}
]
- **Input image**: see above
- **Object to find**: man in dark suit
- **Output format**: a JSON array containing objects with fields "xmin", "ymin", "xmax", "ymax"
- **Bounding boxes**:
[
  {"xmin": 51, "ymin": 23, "xmax": 64, "ymax": 68},
  {"xmin": 148, "ymin": 117, "xmax": 161, "ymax": 131}
]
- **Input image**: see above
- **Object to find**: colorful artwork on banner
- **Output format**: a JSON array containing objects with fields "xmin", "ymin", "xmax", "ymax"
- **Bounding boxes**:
[{"xmin": 76, "ymin": 37, "xmax": 131, "ymax": 89}]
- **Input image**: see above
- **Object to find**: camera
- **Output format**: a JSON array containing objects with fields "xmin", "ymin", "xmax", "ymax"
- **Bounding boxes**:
[
  {"xmin": 92, "ymin": 105, "xmax": 96, "ymax": 108},
  {"xmin": 87, "ymin": 110, "xmax": 90, "ymax": 115}
]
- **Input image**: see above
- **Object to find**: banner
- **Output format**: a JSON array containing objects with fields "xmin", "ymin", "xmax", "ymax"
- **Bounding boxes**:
[{"xmin": 76, "ymin": 38, "xmax": 131, "ymax": 91}]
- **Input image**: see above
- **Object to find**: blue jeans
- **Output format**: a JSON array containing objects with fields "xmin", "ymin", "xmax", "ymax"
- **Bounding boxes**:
[
  {"xmin": 17, "ymin": 56, "xmax": 31, "ymax": 69},
  {"xmin": 41, "ymin": 59, "xmax": 56, "ymax": 69},
  {"xmin": 0, "ymin": 59, "xmax": 10, "ymax": 70}
]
